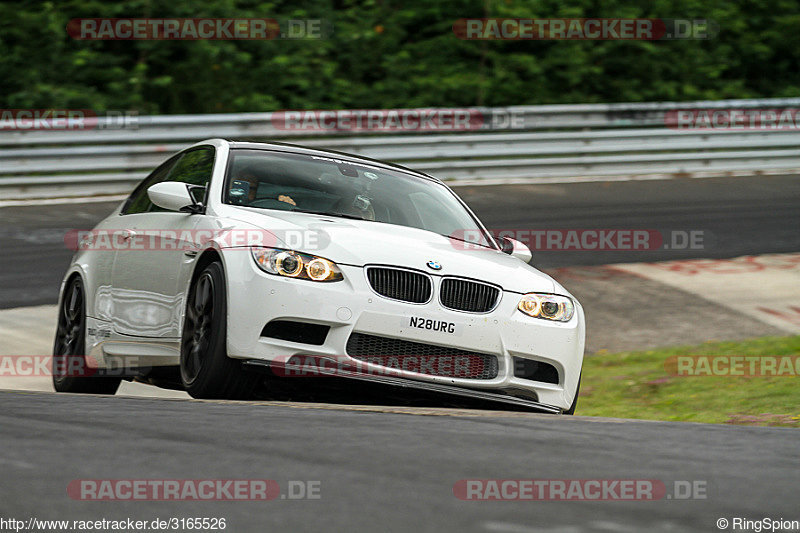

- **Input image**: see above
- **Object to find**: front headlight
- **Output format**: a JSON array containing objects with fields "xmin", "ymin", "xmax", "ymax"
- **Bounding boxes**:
[
  {"xmin": 251, "ymin": 248, "xmax": 343, "ymax": 282},
  {"xmin": 518, "ymin": 293, "xmax": 574, "ymax": 322}
]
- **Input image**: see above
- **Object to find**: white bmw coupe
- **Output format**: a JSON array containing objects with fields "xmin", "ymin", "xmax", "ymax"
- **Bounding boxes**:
[{"xmin": 54, "ymin": 139, "xmax": 585, "ymax": 413}]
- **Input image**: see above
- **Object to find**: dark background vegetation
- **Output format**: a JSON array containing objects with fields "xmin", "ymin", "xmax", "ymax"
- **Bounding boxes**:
[{"xmin": 2, "ymin": 0, "xmax": 799, "ymax": 114}]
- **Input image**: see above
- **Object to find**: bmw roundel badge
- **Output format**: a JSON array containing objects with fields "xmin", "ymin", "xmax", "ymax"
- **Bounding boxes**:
[{"xmin": 426, "ymin": 260, "xmax": 442, "ymax": 270}]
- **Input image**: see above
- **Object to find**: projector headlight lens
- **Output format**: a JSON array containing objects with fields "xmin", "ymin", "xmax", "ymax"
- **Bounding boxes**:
[
  {"xmin": 274, "ymin": 251, "xmax": 303, "ymax": 277},
  {"xmin": 517, "ymin": 293, "xmax": 574, "ymax": 322},
  {"xmin": 251, "ymin": 248, "xmax": 343, "ymax": 282},
  {"xmin": 306, "ymin": 258, "xmax": 333, "ymax": 281}
]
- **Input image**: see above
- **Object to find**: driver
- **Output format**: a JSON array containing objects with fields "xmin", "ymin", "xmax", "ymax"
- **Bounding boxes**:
[
  {"xmin": 229, "ymin": 167, "xmax": 296, "ymax": 206},
  {"xmin": 339, "ymin": 193, "xmax": 376, "ymax": 221}
]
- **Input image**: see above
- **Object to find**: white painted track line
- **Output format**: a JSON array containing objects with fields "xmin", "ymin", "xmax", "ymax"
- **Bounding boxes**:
[{"xmin": 615, "ymin": 253, "xmax": 800, "ymax": 334}]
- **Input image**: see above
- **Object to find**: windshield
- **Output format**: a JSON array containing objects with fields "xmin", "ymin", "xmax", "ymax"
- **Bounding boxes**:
[{"xmin": 223, "ymin": 149, "xmax": 495, "ymax": 249}]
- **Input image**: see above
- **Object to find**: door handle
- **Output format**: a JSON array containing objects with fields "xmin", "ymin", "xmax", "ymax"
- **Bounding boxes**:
[{"xmin": 116, "ymin": 229, "xmax": 136, "ymax": 242}]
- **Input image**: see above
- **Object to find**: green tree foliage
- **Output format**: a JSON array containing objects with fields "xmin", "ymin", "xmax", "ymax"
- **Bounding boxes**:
[{"xmin": 1, "ymin": 0, "xmax": 798, "ymax": 114}]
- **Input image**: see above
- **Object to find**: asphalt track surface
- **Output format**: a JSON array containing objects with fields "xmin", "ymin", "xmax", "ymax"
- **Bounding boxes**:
[
  {"xmin": 1, "ymin": 176, "xmax": 799, "ymax": 531},
  {"xmin": 2, "ymin": 390, "xmax": 798, "ymax": 532},
  {"xmin": 2, "ymin": 174, "xmax": 800, "ymax": 309}
]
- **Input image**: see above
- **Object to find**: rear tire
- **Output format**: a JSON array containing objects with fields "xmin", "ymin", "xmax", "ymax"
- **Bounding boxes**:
[
  {"xmin": 180, "ymin": 261, "xmax": 259, "ymax": 399},
  {"xmin": 52, "ymin": 277, "xmax": 121, "ymax": 395}
]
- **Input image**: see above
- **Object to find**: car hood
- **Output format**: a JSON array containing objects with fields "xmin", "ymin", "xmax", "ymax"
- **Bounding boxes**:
[{"xmin": 214, "ymin": 206, "xmax": 557, "ymax": 294}]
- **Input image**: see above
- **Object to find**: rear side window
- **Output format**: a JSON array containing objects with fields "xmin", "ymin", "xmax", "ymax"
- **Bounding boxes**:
[{"xmin": 121, "ymin": 147, "xmax": 215, "ymax": 215}]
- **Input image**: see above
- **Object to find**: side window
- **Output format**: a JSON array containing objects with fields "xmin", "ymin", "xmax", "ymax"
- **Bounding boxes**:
[
  {"xmin": 121, "ymin": 156, "xmax": 178, "ymax": 215},
  {"xmin": 120, "ymin": 147, "xmax": 215, "ymax": 216},
  {"xmin": 165, "ymin": 147, "xmax": 215, "ymax": 187}
]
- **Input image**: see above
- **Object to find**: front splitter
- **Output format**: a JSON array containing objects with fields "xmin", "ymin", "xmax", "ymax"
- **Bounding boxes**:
[{"xmin": 242, "ymin": 359, "xmax": 563, "ymax": 414}]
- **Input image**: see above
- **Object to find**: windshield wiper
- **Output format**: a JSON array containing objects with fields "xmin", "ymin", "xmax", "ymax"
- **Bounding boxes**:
[{"xmin": 291, "ymin": 209, "xmax": 366, "ymax": 221}]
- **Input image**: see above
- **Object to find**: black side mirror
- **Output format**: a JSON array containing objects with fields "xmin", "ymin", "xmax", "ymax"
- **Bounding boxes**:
[
  {"xmin": 500, "ymin": 236, "xmax": 533, "ymax": 263},
  {"xmin": 500, "ymin": 236, "xmax": 515, "ymax": 254}
]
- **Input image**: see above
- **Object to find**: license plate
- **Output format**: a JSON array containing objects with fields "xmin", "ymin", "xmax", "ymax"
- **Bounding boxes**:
[{"xmin": 404, "ymin": 315, "xmax": 462, "ymax": 336}]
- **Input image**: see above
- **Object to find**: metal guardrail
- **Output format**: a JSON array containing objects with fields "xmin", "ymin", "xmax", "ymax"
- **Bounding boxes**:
[{"xmin": 2, "ymin": 98, "xmax": 800, "ymax": 198}]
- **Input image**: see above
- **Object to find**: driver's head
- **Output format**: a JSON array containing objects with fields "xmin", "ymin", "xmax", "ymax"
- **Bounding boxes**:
[
  {"xmin": 346, "ymin": 194, "xmax": 376, "ymax": 221},
  {"xmin": 233, "ymin": 167, "xmax": 259, "ymax": 202}
]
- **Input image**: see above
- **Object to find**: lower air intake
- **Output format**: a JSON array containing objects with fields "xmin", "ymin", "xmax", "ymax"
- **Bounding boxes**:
[
  {"xmin": 346, "ymin": 332, "xmax": 499, "ymax": 379},
  {"xmin": 512, "ymin": 357, "xmax": 560, "ymax": 384}
]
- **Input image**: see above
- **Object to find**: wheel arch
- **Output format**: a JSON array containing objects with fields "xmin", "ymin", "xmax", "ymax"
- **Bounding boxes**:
[
  {"xmin": 190, "ymin": 249, "xmax": 225, "ymax": 286},
  {"xmin": 186, "ymin": 249, "xmax": 228, "ymax": 315},
  {"xmin": 59, "ymin": 267, "xmax": 87, "ymax": 309}
]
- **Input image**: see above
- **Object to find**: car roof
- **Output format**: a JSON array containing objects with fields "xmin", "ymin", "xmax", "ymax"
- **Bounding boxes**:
[{"xmin": 226, "ymin": 140, "xmax": 443, "ymax": 184}]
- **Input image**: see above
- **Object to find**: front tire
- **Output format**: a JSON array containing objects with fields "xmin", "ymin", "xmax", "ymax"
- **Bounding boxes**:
[
  {"xmin": 52, "ymin": 277, "xmax": 121, "ymax": 395},
  {"xmin": 180, "ymin": 261, "xmax": 258, "ymax": 399}
]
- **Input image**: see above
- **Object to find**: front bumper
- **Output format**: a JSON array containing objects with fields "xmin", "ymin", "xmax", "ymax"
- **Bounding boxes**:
[{"xmin": 221, "ymin": 250, "xmax": 585, "ymax": 410}]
